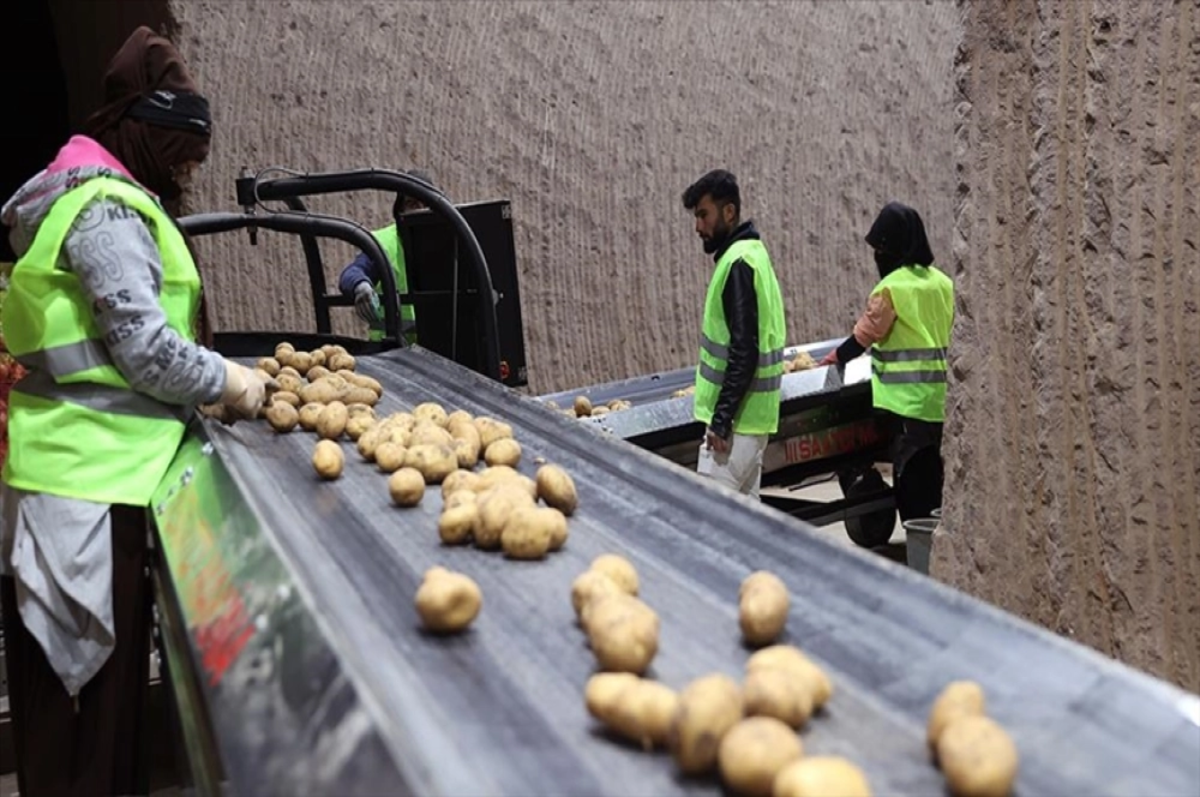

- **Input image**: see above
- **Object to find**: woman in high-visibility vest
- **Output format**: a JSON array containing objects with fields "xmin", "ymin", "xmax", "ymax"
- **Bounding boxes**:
[
  {"xmin": 0, "ymin": 27, "xmax": 274, "ymax": 796},
  {"xmin": 822, "ymin": 202, "xmax": 954, "ymax": 523}
]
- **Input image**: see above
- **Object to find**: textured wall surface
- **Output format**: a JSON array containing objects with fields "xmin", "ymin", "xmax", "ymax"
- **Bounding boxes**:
[
  {"xmin": 936, "ymin": 0, "xmax": 1200, "ymax": 692},
  {"xmin": 165, "ymin": 0, "xmax": 959, "ymax": 393}
]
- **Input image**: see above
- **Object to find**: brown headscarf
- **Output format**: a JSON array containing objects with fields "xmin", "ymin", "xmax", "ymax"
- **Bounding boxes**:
[
  {"xmin": 84, "ymin": 26, "xmax": 211, "ymax": 205},
  {"xmin": 85, "ymin": 26, "xmax": 217, "ymax": 346}
]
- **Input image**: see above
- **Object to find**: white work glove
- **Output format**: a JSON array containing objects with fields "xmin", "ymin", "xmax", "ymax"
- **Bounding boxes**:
[
  {"xmin": 353, "ymin": 281, "xmax": 382, "ymax": 325},
  {"xmin": 219, "ymin": 360, "xmax": 278, "ymax": 420}
]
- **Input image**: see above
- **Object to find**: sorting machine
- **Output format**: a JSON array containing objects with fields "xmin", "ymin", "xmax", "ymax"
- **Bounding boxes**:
[{"xmin": 539, "ymin": 349, "xmax": 899, "ymax": 548}]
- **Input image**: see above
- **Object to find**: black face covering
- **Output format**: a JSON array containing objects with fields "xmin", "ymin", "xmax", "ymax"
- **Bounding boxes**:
[{"xmin": 865, "ymin": 201, "xmax": 935, "ymax": 279}]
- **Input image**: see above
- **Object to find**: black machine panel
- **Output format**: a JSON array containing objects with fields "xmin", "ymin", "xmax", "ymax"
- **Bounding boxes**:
[{"xmin": 400, "ymin": 200, "xmax": 528, "ymax": 388}]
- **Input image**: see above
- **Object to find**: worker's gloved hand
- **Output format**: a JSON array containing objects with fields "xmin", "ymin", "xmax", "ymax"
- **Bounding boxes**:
[
  {"xmin": 353, "ymin": 281, "xmax": 382, "ymax": 325},
  {"xmin": 219, "ymin": 360, "xmax": 279, "ymax": 420}
]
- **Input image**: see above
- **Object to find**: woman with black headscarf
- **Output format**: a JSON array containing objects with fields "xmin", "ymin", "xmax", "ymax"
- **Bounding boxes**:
[
  {"xmin": 821, "ymin": 201, "xmax": 955, "ymax": 525},
  {"xmin": 0, "ymin": 27, "xmax": 274, "ymax": 795}
]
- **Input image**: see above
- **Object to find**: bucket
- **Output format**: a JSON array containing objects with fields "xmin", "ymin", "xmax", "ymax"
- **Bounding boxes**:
[{"xmin": 902, "ymin": 518, "xmax": 939, "ymax": 575}]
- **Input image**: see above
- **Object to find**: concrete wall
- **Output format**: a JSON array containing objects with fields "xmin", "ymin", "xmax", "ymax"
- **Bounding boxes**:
[
  {"xmin": 936, "ymin": 0, "xmax": 1200, "ymax": 692},
  {"xmin": 167, "ymin": 0, "xmax": 959, "ymax": 394}
]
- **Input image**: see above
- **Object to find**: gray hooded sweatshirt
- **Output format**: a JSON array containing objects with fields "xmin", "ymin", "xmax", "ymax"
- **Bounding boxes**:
[{"xmin": 0, "ymin": 135, "xmax": 226, "ymax": 696}]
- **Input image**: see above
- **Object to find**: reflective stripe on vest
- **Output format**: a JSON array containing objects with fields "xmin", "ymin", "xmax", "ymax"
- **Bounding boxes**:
[
  {"xmin": 693, "ymin": 237, "xmax": 787, "ymax": 435},
  {"xmin": 1, "ymin": 175, "xmax": 201, "ymax": 505},
  {"xmin": 369, "ymin": 224, "xmax": 418, "ymax": 344},
  {"xmin": 868, "ymin": 265, "xmax": 954, "ymax": 422}
]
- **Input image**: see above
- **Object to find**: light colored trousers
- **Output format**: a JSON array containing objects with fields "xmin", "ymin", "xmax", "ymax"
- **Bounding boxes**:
[{"xmin": 697, "ymin": 433, "xmax": 769, "ymax": 498}]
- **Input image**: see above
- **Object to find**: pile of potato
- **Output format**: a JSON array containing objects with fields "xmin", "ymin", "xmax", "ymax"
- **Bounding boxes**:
[
  {"xmin": 572, "ymin": 555, "xmax": 659, "ymax": 675},
  {"xmin": 782, "ymin": 351, "xmax": 819, "ymax": 374},
  {"xmin": 926, "ymin": 681, "xmax": 1019, "ymax": 797},
  {"xmin": 543, "ymin": 395, "xmax": 633, "ymax": 419}
]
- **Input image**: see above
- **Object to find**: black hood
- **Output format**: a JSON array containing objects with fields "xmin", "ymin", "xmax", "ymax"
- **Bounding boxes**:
[
  {"xmin": 712, "ymin": 220, "xmax": 761, "ymax": 262},
  {"xmin": 865, "ymin": 202, "xmax": 934, "ymax": 278}
]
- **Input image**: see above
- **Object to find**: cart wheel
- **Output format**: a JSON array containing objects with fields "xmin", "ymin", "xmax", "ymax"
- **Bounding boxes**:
[{"xmin": 842, "ymin": 468, "xmax": 897, "ymax": 548}]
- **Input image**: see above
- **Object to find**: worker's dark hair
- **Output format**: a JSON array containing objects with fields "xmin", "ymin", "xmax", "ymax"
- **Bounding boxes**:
[
  {"xmin": 682, "ymin": 169, "xmax": 740, "ymax": 216},
  {"xmin": 393, "ymin": 169, "xmax": 437, "ymax": 218}
]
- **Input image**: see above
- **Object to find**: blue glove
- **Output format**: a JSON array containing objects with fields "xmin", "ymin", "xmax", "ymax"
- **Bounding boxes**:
[{"xmin": 353, "ymin": 282, "xmax": 382, "ymax": 325}]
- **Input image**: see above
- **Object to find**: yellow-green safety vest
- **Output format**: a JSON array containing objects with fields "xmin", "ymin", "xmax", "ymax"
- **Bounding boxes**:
[
  {"xmin": 368, "ymin": 224, "xmax": 418, "ymax": 344},
  {"xmin": 693, "ymin": 238, "xmax": 787, "ymax": 435},
  {"xmin": 1, "ymin": 176, "xmax": 200, "ymax": 505},
  {"xmin": 869, "ymin": 265, "xmax": 954, "ymax": 422}
]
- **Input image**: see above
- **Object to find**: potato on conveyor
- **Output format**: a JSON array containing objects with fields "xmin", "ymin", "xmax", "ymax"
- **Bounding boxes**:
[
  {"xmin": 474, "ymin": 416, "xmax": 514, "ymax": 448},
  {"xmin": 328, "ymin": 352, "xmax": 356, "ymax": 372},
  {"xmin": 590, "ymin": 554, "xmax": 639, "ymax": 596},
  {"xmin": 388, "ymin": 467, "xmax": 425, "ymax": 507},
  {"xmin": 406, "ymin": 443, "xmax": 458, "ymax": 484},
  {"xmin": 271, "ymin": 390, "xmax": 301, "ymax": 409},
  {"xmin": 317, "ymin": 401, "xmax": 349, "ymax": 440},
  {"xmin": 306, "ymin": 365, "xmax": 330, "ymax": 382},
  {"xmin": 444, "ymin": 491, "xmax": 477, "ymax": 511},
  {"xmin": 500, "ymin": 506, "xmax": 553, "ymax": 559},
  {"xmin": 927, "ymin": 680, "xmax": 986, "ymax": 753},
  {"xmin": 411, "ymin": 422, "xmax": 453, "ymax": 448},
  {"xmin": 289, "ymin": 351, "xmax": 313, "ymax": 373},
  {"xmin": 534, "ymin": 463, "xmax": 578, "ymax": 515},
  {"xmin": 584, "ymin": 593, "xmax": 660, "ymax": 674},
  {"xmin": 484, "ymin": 438, "xmax": 522, "ymax": 467},
  {"xmin": 475, "ymin": 465, "xmax": 521, "ymax": 492},
  {"xmin": 345, "ymin": 414, "xmax": 375, "ymax": 441},
  {"xmin": 344, "ymin": 386, "xmax": 379, "ymax": 407},
  {"xmin": 773, "ymin": 757, "xmax": 873, "ymax": 797},
  {"xmin": 308, "ymin": 349, "xmax": 326, "ymax": 367},
  {"xmin": 300, "ymin": 379, "xmax": 341, "ymax": 405},
  {"xmin": 298, "ymin": 402, "xmax": 324, "ymax": 432},
  {"xmin": 590, "ymin": 406, "xmax": 610, "ymax": 418},
  {"xmin": 415, "ymin": 567, "xmax": 481, "ymax": 634},
  {"xmin": 746, "ymin": 645, "xmax": 833, "ymax": 711},
  {"xmin": 936, "ymin": 715, "xmax": 1018, "ymax": 797},
  {"xmin": 574, "ymin": 395, "xmax": 593, "ymax": 417},
  {"xmin": 739, "ymin": 571, "xmax": 790, "ymax": 647},
  {"xmin": 274, "ymin": 341, "xmax": 294, "ymax": 360},
  {"xmin": 453, "ymin": 437, "xmax": 481, "ymax": 469},
  {"xmin": 374, "ymin": 442, "xmax": 407, "ymax": 472},
  {"xmin": 743, "ymin": 666, "xmax": 814, "ymax": 729},
  {"xmin": 669, "ymin": 673, "xmax": 744, "ymax": 775},
  {"xmin": 256, "ymin": 356, "xmax": 281, "ymax": 376},
  {"xmin": 276, "ymin": 373, "xmax": 304, "ymax": 395},
  {"xmin": 473, "ymin": 485, "xmax": 536, "ymax": 549},
  {"xmin": 413, "ymin": 401, "xmax": 448, "ymax": 427},
  {"xmin": 571, "ymin": 570, "xmax": 622, "ymax": 618},
  {"xmin": 446, "ymin": 409, "xmax": 473, "ymax": 429},
  {"xmin": 312, "ymin": 439, "xmax": 344, "ymax": 480},
  {"xmin": 585, "ymin": 673, "xmax": 678, "ymax": 751},
  {"xmin": 441, "ymin": 469, "xmax": 481, "ymax": 497},
  {"xmin": 265, "ymin": 401, "xmax": 299, "ymax": 433},
  {"xmin": 718, "ymin": 716, "xmax": 803, "ymax": 797},
  {"xmin": 439, "ymin": 504, "xmax": 477, "ymax": 545}
]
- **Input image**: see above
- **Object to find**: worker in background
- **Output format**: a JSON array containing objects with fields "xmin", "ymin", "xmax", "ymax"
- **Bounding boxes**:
[
  {"xmin": 820, "ymin": 201, "xmax": 953, "ymax": 522},
  {"xmin": 337, "ymin": 169, "xmax": 436, "ymax": 345},
  {"xmin": 0, "ymin": 27, "xmax": 274, "ymax": 796},
  {"xmin": 683, "ymin": 169, "xmax": 787, "ymax": 498}
]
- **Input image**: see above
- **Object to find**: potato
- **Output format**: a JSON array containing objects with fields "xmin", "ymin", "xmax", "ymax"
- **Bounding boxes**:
[
  {"xmin": 256, "ymin": 356, "xmax": 281, "ymax": 376},
  {"xmin": 347, "ymin": 402, "xmax": 374, "ymax": 416},
  {"xmin": 574, "ymin": 395, "xmax": 593, "ymax": 417},
  {"xmin": 308, "ymin": 349, "xmax": 326, "ymax": 367},
  {"xmin": 514, "ymin": 474, "xmax": 539, "ymax": 500},
  {"xmin": 387, "ymin": 411, "xmax": 417, "ymax": 430},
  {"xmin": 415, "ymin": 567, "xmax": 481, "ymax": 633},
  {"xmin": 351, "ymin": 374, "xmax": 383, "ymax": 397},
  {"xmin": 344, "ymin": 386, "xmax": 379, "ymax": 407},
  {"xmin": 277, "ymin": 365, "xmax": 301, "ymax": 380},
  {"xmin": 927, "ymin": 681, "xmax": 987, "ymax": 753},
  {"xmin": 535, "ymin": 464, "xmax": 579, "ymax": 515},
  {"xmin": 439, "ymin": 505, "xmax": 478, "ymax": 545},
  {"xmin": 571, "ymin": 570, "xmax": 623, "ymax": 617},
  {"xmin": 265, "ymin": 401, "xmax": 299, "ymax": 432},
  {"xmin": 718, "ymin": 717, "xmax": 803, "ymax": 797},
  {"xmin": 743, "ymin": 667, "xmax": 814, "ymax": 729},
  {"xmin": 289, "ymin": 351, "xmax": 313, "ymax": 373},
  {"xmin": 746, "ymin": 646, "xmax": 833, "ymax": 711},
  {"xmin": 312, "ymin": 439, "xmax": 344, "ymax": 480},
  {"xmin": 484, "ymin": 438, "xmax": 522, "ymax": 467},
  {"xmin": 500, "ymin": 506, "xmax": 554, "ymax": 559},
  {"xmin": 413, "ymin": 401, "xmax": 449, "ymax": 427},
  {"xmin": 444, "ymin": 491, "xmax": 478, "ymax": 511},
  {"xmin": 585, "ymin": 673, "xmax": 679, "ymax": 751},
  {"xmin": 316, "ymin": 401, "xmax": 349, "ymax": 440},
  {"xmin": 590, "ymin": 406, "xmax": 610, "ymax": 417},
  {"xmin": 276, "ymin": 373, "xmax": 305, "ymax": 395},
  {"xmin": 542, "ymin": 506, "xmax": 569, "ymax": 550},
  {"xmin": 406, "ymin": 443, "xmax": 458, "ymax": 484},
  {"xmin": 298, "ymin": 402, "xmax": 324, "ymax": 432},
  {"xmin": 586, "ymin": 594, "xmax": 660, "ymax": 674},
  {"xmin": 356, "ymin": 423, "xmax": 388, "ymax": 460},
  {"xmin": 772, "ymin": 757, "xmax": 873, "ymax": 797},
  {"xmin": 411, "ymin": 422, "xmax": 454, "ymax": 448},
  {"xmin": 271, "ymin": 390, "xmax": 301, "ymax": 409},
  {"xmin": 388, "ymin": 468, "xmax": 425, "ymax": 507},
  {"xmin": 346, "ymin": 414, "xmax": 375, "ymax": 441},
  {"xmin": 274, "ymin": 341, "xmax": 295, "ymax": 360},
  {"xmin": 474, "ymin": 416, "xmax": 514, "ymax": 448},
  {"xmin": 441, "ymin": 469, "xmax": 481, "ymax": 497},
  {"xmin": 449, "ymin": 417, "xmax": 482, "ymax": 442},
  {"xmin": 300, "ymin": 379, "xmax": 342, "ymax": 405},
  {"xmin": 453, "ymin": 437, "xmax": 481, "ymax": 469},
  {"xmin": 740, "ymin": 571, "xmax": 790, "ymax": 647},
  {"xmin": 473, "ymin": 485, "xmax": 536, "ymax": 549},
  {"xmin": 328, "ymin": 352, "xmax": 356, "ymax": 372},
  {"xmin": 936, "ymin": 715, "xmax": 1018, "ymax": 797},
  {"xmin": 374, "ymin": 442, "xmax": 408, "ymax": 472},
  {"xmin": 475, "ymin": 465, "xmax": 521, "ymax": 492},
  {"xmin": 591, "ymin": 554, "xmax": 639, "ymax": 596},
  {"xmin": 446, "ymin": 409, "xmax": 474, "ymax": 429},
  {"xmin": 385, "ymin": 425, "xmax": 414, "ymax": 448},
  {"xmin": 669, "ymin": 674, "xmax": 744, "ymax": 775}
]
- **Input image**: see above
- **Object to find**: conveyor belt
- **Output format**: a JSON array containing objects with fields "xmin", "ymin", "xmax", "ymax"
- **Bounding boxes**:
[{"xmin": 155, "ymin": 347, "xmax": 1200, "ymax": 797}]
